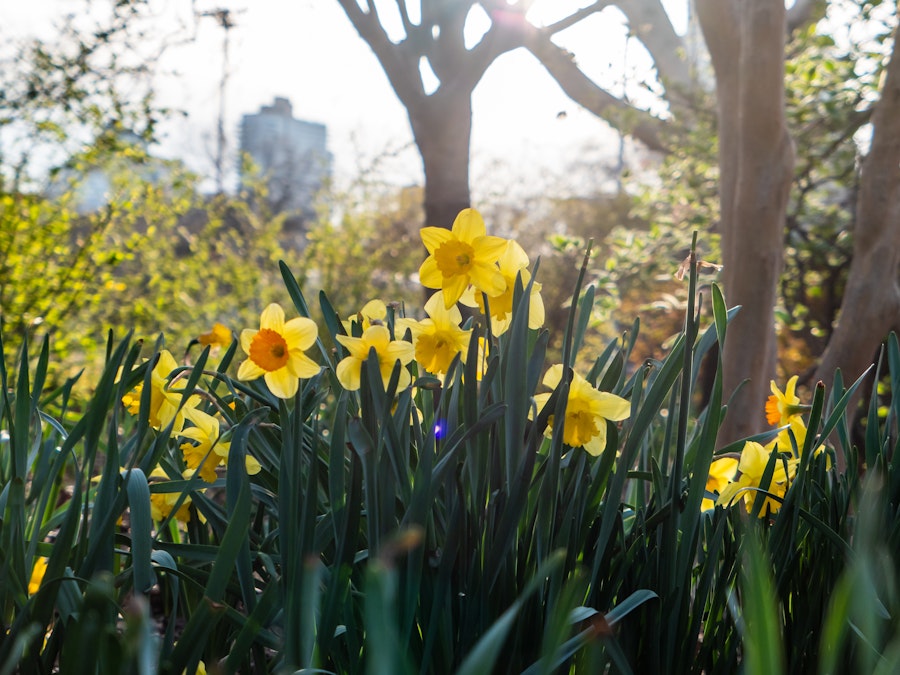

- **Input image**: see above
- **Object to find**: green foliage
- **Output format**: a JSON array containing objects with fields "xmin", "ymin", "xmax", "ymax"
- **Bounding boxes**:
[
  {"xmin": 0, "ymin": 1, "xmax": 168, "ymax": 190},
  {"xmin": 298, "ymin": 180, "xmax": 424, "ymax": 318},
  {"xmin": 620, "ymin": 0, "xmax": 897, "ymax": 378},
  {"xmin": 2, "ymin": 232, "xmax": 899, "ymax": 673},
  {"xmin": 0, "ymin": 142, "xmax": 286, "ymax": 393}
]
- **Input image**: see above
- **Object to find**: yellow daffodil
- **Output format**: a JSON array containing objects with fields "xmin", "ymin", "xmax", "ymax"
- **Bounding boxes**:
[
  {"xmin": 765, "ymin": 375, "xmax": 805, "ymax": 426},
  {"xmin": 460, "ymin": 239, "xmax": 544, "ymax": 334},
  {"xmin": 716, "ymin": 441, "xmax": 799, "ymax": 517},
  {"xmin": 122, "ymin": 350, "xmax": 201, "ymax": 433},
  {"xmin": 342, "ymin": 299, "xmax": 388, "ymax": 334},
  {"xmin": 396, "ymin": 291, "xmax": 471, "ymax": 377},
  {"xmin": 149, "ymin": 467, "xmax": 194, "ymax": 524},
  {"xmin": 198, "ymin": 322, "xmax": 233, "ymax": 350},
  {"xmin": 179, "ymin": 410, "xmax": 225, "ymax": 483},
  {"xmin": 28, "ymin": 556, "xmax": 49, "ymax": 595},
  {"xmin": 178, "ymin": 410, "xmax": 261, "ymax": 480},
  {"xmin": 768, "ymin": 417, "xmax": 830, "ymax": 466},
  {"xmin": 418, "ymin": 208, "xmax": 508, "ymax": 307},
  {"xmin": 701, "ymin": 457, "xmax": 739, "ymax": 511},
  {"xmin": 335, "ymin": 324, "xmax": 415, "ymax": 391},
  {"xmin": 532, "ymin": 364, "xmax": 630, "ymax": 456},
  {"xmin": 238, "ymin": 303, "xmax": 320, "ymax": 399}
]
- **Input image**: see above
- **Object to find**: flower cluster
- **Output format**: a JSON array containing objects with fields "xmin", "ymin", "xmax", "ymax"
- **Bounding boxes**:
[
  {"xmin": 122, "ymin": 345, "xmax": 260, "ymax": 526},
  {"xmin": 710, "ymin": 376, "xmax": 822, "ymax": 517},
  {"xmin": 120, "ymin": 207, "xmax": 632, "ymax": 531}
]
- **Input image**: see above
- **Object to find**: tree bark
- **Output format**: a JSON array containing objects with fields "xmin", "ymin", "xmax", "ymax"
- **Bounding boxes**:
[
  {"xmin": 697, "ymin": 0, "xmax": 795, "ymax": 445},
  {"xmin": 407, "ymin": 90, "xmax": 474, "ymax": 230},
  {"xmin": 813, "ymin": 22, "xmax": 900, "ymax": 455},
  {"xmin": 338, "ymin": 0, "xmax": 700, "ymax": 232}
]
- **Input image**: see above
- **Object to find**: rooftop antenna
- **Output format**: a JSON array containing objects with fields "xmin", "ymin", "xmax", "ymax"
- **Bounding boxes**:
[{"xmin": 198, "ymin": 7, "xmax": 244, "ymax": 194}]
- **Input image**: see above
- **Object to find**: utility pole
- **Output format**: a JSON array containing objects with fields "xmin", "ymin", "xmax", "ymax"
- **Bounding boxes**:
[{"xmin": 198, "ymin": 7, "xmax": 241, "ymax": 194}]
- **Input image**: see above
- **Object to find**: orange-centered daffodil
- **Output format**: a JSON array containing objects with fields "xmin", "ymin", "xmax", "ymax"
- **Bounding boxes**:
[{"xmin": 238, "ymin": 303, "xmax": 320, "ymax": 399}]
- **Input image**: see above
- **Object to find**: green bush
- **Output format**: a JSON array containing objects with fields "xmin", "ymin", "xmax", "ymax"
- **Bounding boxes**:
[{"xmin": 1, "ymin": 215, "xmax": 899, "ymax": 674}]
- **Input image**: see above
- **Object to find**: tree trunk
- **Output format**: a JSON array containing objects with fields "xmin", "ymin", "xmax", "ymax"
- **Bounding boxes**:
[
  {"xmin": 408, "ymin": 90, "xmax": 473, "ymax": 230},
  {"xmin": 813, "ymin": 22, "xmax": 900, "ymax": 467},
  {"xmin": 697, "ymin": 0, "xmax": 795, "ymax": 445}
]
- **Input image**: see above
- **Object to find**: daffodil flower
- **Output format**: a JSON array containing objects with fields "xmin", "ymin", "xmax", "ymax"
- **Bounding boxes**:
[
  {"xmin": 460, "ymin": 239, "xmax": 544, "ymax": 334},
  {"xmin": 342, "ymin": 299, "xmax": 388, "ymax": 334},
  {"xmin": 198, "ymin": 322, "xmax": 233, "ymax": 350},
  {"xmin": 180, "ymin": 410, "xmax": 261, "ymax": 479},
  {"xmin": 765, "ymin": 375, "xmax": 805, "ymax": 426},
  {"xmin": 716, "ymin": 441, "xmax": 799, "ymax": 517},
  {"xmin": 179, "ymin": 410, "xmax": 226, "ymax": 483},
  {"xmin": 701, "ymin": 456, "xmax": 739, "ymax": 511},
  {"xmin": 335, "ymin": 324, "xmax": 415, "ymax": 391},
  {"xmin": 396, "ymin": 291, "xmax": 471, "ymax": 377},
  {"xmin": 418, "ymin": 208, "xmax": 508, "ymax": 307},
  {"xmin": 532, "ymin": 364, "xmax": 630, "ymax": 456},
  {"xmin": 238, "ymin": 303, "xmax": 320, "ymax": 399},
  {"xmin": 149, "ymin": 467, "xmax": 196, "ymax": 524},
  {"xmin": 122, "ymin": 350, "xmax": 201, "ymax": 433}
]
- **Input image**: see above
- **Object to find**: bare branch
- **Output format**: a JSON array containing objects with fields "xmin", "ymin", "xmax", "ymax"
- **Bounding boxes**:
[
  {"xmin": 544, "ymin": 1, "xmax": 613, "ymax": 35},
  {"xmin": 616, "ymin": 0, "xmax": 692, "ymax": 97},
  {"xmin": 522, "ymin": 26, "xmax": 668, "ymax": 152},
  {"xmin": 395, "ymin": 0, "xmax": 415, "ymax": 38},
  {"xmin": 335, "ymin": 0, "xmax": 425, "ymax": 104}
]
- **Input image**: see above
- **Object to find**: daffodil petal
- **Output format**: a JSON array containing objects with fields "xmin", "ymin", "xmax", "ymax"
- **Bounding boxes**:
[
  {"xmin": 468, "ymin": 262, "xmax": 506, "ymax": 297},
  {"xmin": 500, "ymin": 240, "xmax": 530, "ymax": 270},
  {"xmin": 283, "ymin": 317, "xmax": 318, "ymax": 350},
  {"xmin": 260, "ymin": 303, "xmax": 285, "ymax": 332},
  {"xmin": 472, "ymin": 235, "xmax": 510, "ymax": 264},
  {"xmin": 528, "ymin": 291, "xmax": 545, "ymax": 329},
  {"xmin": 451, "ymin": 208, "xmax": 486, "ymax": 242},
  {"xmin": 595, "ymin": 392, "xmax": 631, "ymax": 421},
  {"xmin": 244, "ymin": 455, "xmax": 261, "ymax": 475},
  {"xmin": 240, "ymin": 329, "xmax": 257, "ymax": 355},
  {"xmin": 442, "ymin": 274, "xmax": 470, "ymax": 307},
  {"xmin": 336, "ymin": 357, "xmax": 361, "ymax": 391},
  {"xmin": 420, "ymin": 227, "xmax": 453, "ymax": 253},
  {"xmin": 287, "ymin": 351, "xmax": 321, "ymax": 379},
  {"xmin": 336, "ymin": 334, "xmax": 368, "ymax": 359},
  {"xmin": 238, "ymin": 358, "xmax": 265, "ymax": 381},
  {"xmin": 583, "ymin": 425, "xmax": 607, "ymax": 456},
  {"xmin": 264, "ymin": 368, "xmax": 299, "ymax": 399},
  {"xmin": 532, "ymin": 393, "xmax": 552, "ymax": 417},
  {"xmin": 419, "ymin": 256, "xmax": 444, "ymax": 289},
  {"xmin": 542, "ymin": 364, "xmax": 565, "ymax": 389}
]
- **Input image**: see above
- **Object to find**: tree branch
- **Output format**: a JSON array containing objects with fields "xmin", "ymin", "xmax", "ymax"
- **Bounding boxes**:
[
  {"xmin": 336, "ymin": 0, "xmax": 425, "ymax": 104},
  {"xmin": 522, "ymin": 25, "xmax": 668, "ymax": 152},
  {"xmin": 616, "ymin": 0, "xmax": 692, "ymax": 98},
  {"xmin": 544, "ymin": 1, "xmax": 613, "ymax": 34},
  {"xmin": 395, "ymin": 0, "xmax": 415, "ymax": 39}
]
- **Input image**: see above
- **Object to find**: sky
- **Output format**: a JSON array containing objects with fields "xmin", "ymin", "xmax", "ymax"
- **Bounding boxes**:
[{"xmin": 3, "ymin": 0, "xmax": 687, "ymax": 193}]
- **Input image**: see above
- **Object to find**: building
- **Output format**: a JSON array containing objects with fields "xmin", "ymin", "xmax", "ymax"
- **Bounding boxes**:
[{"xmin": 239, "ymin": 97, "xmax": 332, "ymax": 215}]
